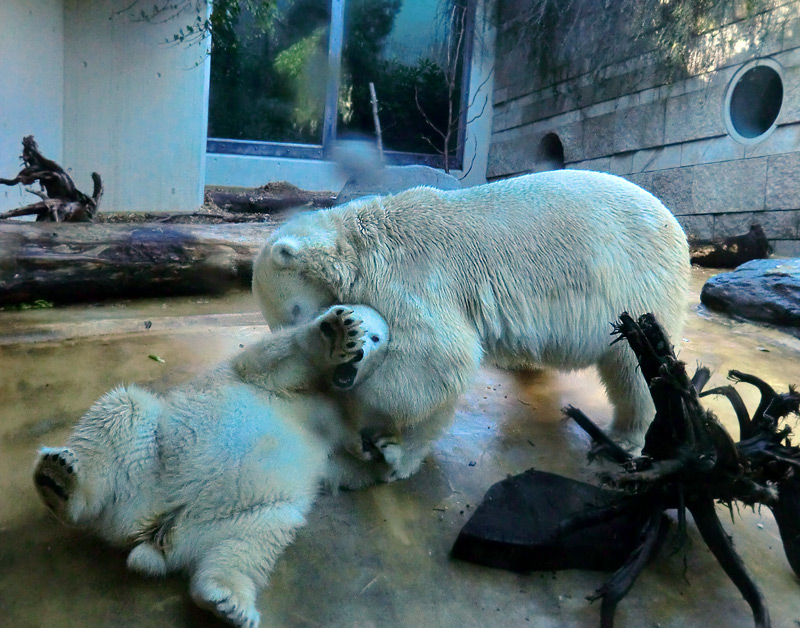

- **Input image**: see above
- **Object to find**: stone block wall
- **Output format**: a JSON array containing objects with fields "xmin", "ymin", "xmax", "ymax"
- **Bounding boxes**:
[{"xmin": 489, "ymin": 0, "xmax": 800, "ymax": 256}]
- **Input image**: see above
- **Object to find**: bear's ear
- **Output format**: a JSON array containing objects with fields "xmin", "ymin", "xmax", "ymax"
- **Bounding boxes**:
[{"xmin": 270, "ymin": 237, "xmax": 301, "ymax": 268}]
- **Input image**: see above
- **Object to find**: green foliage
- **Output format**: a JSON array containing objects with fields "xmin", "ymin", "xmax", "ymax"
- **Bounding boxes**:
[
  {"xmin": 126, "ymin": 0, "xmax": 469, "ymax": 158},
  {"xmin": 207, "ymin": 0, "xmax": 331, "ymax": 143},
  {"xmin": 342, "ymin": 58, "xmax": 452, "ymax": 154},
  {"xmin": 516, "ymin": 0, "xmax": 772, "ymax": 84},
  {"xmin": 1, "ymin": 299, "xmax": 54, "ymax": 311}
]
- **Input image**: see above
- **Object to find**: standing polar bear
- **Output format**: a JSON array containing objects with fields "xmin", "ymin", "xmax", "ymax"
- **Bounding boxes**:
[
  {"xmin": 252, "ymin": 169, "xmax": 691, "ymax": 481},
  {"xmin": 33, "ymin": 305, "xmax": 390, "ymax": 628}
]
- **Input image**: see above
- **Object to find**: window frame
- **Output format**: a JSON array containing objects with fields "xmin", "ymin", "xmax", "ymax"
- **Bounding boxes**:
[{"xmin": 206, "ymin": 0, "xmax": 475, "ymax": 170}]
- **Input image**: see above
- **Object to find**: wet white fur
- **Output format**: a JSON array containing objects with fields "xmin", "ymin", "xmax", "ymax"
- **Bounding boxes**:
[
  {"xmin": 252, "ymin": 170, "xmax": 691, "ymax": 480},
  {"xmin": 34, "ymin": 305, "xmax": 390, "ymax": 628}
]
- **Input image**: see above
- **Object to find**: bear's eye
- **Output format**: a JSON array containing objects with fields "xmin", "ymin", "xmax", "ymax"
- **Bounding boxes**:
[
  {"xmin": 371, "ymin": 335, "xmax": 380, "ymax": 343},
  {"xmin": 291, "ymin": 304, "xmax": 302, "ymax": 320}
]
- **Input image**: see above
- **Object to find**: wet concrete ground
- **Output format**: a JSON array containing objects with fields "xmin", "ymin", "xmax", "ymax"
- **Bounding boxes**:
[{"xmin": 1, "ymin": 267, "xmax": 799, "ymax": 628}]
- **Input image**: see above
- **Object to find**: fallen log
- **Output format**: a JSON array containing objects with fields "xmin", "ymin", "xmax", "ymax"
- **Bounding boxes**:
[
  {"xmin": 205, "ymin": 181, "xmax": 337, "ymax": 214},
  {"xmin": 0, "ymin": 222, "xmax": 277, "ymax": 306},
  {"xmin": 690, "ymin": 224, "xmax": 770, "ymax": 268}
]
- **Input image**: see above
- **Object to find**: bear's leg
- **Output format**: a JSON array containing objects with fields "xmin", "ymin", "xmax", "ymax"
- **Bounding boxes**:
[
  {"xmin": 348, "ymin": 312, "xmax": 482, "ymax": 480},
  {"xmin": 33, "ymin": 447, "xmax": 79, "ymax": 520},
  {"xmin": 325, "ymin": 449, "xmax": 392, "ymax": 491},
  {"xmin": 372, "ymin": 403, "xmax": 458, "ymax": 481},
  {"xmin": 233, "ymin": 304, "xmax": 387, "ymax": 394},
  {"xmin": 184, "ymin": 501, "xmax": 310, "ymax": 628},
  {"xmin": 191, "ymin": 568, "xmax": 259, "ymax": 628},
  {"xmin": 597, "ymin": 347, "xmax": 656, "ymax": 437}
]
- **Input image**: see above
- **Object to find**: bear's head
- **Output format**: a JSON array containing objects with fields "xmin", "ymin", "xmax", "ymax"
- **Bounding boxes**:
[
  {"xmin": 33, "ymin": 385, "xmax": 161, "ymax": 545},
  {"xmin": 254, "ymin": 212, "xmax": 359, "ymax": 329}
]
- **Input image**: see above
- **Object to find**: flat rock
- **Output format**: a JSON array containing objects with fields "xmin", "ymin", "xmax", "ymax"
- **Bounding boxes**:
[
  {"xmin": 700, "ymin": 258, "xmax": 800, "ymax": 328},
  {"xmin": 451, "ymin": 469, "xmax": 651, "ymax": 573}
]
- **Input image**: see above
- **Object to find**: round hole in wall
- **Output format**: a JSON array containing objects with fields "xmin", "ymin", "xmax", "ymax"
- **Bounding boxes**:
[
  {"xmin": 724, "ymin": 59, "xmax": 783, "ymax": 144},
  {"xmin": 539, "ymin": 132, "xmax": 565, "ymax": 170}
]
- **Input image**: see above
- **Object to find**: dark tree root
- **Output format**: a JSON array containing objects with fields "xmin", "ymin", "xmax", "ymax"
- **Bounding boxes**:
[
  {"xmin": 0, "ymin": 136, "xmax": 102, "ymax": 222},
  {"xmin": 565, "ymin": 312, "xmax": 800, "ymax": 628},
  {"xmin": 592, "ymin": 511, "xmax": 666, "ymax": 628},
  {"xmin": 689, "ymin": 495, "xmax": 770, "ymax": 628}
]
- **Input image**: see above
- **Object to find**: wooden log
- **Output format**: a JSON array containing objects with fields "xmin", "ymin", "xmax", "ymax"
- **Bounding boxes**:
[
  {"xmin": 690, "ymin": 224, "xmax": 770, "ymax": 268},
  {"xmin": 205, "ymin": 182, "xmax": 337, "ymax": 214},
  {"xmin": 0, "ymin": 222, "xmax": 277, "ymax": 306}
]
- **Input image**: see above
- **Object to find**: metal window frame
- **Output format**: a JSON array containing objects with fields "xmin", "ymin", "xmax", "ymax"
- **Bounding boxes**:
[{"xmin": 207, "ymin": 0, "xmax": 475, "ymax": 170}]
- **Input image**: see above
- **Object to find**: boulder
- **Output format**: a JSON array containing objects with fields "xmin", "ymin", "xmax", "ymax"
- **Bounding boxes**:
[{"xmin": 700, "ymin": 258, "xmax": 800, "ymax": 329}]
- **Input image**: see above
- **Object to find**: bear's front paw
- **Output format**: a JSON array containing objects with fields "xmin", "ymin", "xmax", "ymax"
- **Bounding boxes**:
[
  {"xmin": 358, "ymin": 434, "xmax": 403, "ymax": 466},
  {"xmin": 34, "ymin": 447, "xmax": 78, "ymax": 521},
  {"xmin": 317, "ymin": 307, "xmax": 369, "ymax": 389}
]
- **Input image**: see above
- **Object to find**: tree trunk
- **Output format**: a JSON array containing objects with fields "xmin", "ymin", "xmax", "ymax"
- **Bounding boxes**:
[{"xmin": 0, "ymin": 222, "xmax": 277, "ymax": 306}]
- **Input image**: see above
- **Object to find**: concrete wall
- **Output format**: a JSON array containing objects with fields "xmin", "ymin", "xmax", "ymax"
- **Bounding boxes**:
[
  {"xmin": 490, "ymin": 0, "xmax": 800, "ymax": 255},
  {"xmin": 1, "ymin": 1, "xmax": 210, "ymax": 214},
  {"xmin": 0, "ymin": 1, "xmax": 64, "ymax": 213},
  {"xmin": 63, "ymin": 0, "xmax": 210, "ymax": 212},
  {"xmin": 205, "ymin": 0, "xmax": 496, "ymax": 191}
]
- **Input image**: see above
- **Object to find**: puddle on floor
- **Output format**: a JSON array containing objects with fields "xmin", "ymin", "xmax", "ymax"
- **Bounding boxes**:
[{"xmin": 1, "ymin": 270, "xmax": 799, "ymax": 628}]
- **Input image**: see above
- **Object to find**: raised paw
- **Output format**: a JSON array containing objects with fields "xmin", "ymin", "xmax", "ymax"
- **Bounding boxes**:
[
  {"xmin": 34, "ymin": 447, "xmax": 78, "ymax": 521},
  {"xmin": 191, "ymin": 575, "xmax": 260, "ymax": 628},
  {"xmin": 318, "ymin": 306, "xmax": 366, "ymax": 367},
  {"xmin": 318, "ymin": 304, "xmax": 390, "ymax": 390}
]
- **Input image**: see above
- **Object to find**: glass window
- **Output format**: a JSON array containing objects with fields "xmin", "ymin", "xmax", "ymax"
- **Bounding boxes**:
[
  {"xmin": 339, "ymin": 0, "xmax": 466, "ymax": 159},
  {"xmin": 208, "ymin": 0, "xmax": 331, "ymax": 145},
  {"xmin": 208, "ymin": 0, "xmax": 471, "ymax": 168}
]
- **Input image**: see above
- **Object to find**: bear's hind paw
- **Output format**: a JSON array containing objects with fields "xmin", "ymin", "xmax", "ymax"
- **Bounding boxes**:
[
  {"xmin": 34, "ymin": 447, "xmax": 78, "ymax": 519},
  {"xmin": 127, "ymin": 542, "xmax": 168, "ymax": 577},
  {"xmin": 192, "ymin": 576, "xmax": 260, "ymax": 628}
]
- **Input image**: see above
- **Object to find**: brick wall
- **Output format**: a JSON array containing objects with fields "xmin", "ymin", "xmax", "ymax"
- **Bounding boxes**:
[{"xmin": 490, "ymin": 0, "xmax": 800, "ymax": 255}]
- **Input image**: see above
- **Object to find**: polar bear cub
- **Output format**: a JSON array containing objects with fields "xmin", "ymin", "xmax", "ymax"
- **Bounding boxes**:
[
  {"xmin": 33, "ymin": 305, "xmax": 390, "ymax": 628},
  {"xmin": 251, "ymin": 169, "xmax": 691, "ymax": 481}
]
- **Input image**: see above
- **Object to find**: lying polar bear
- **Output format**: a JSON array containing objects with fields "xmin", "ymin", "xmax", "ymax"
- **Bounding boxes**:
[
  {"xmin": 33, "ymin": 305, "xmax": 390, "ymax": 628},
  {"xmin": 251, "ymin": 169, "xmax": 691, "ymax": 481}
]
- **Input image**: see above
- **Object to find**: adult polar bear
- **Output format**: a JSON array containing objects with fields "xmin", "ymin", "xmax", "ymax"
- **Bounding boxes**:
[{"xmin": 253, "ymin": 170, "xmax": 691, "ymax": 481}]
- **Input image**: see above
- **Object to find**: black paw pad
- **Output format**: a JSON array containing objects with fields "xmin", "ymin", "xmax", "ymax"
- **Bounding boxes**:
[
  {"xmin": 35, "ymin": 474, "xmax": 68, "ymax": 501},
  {"xmin": 320, "ymin": 321, "xmax": 335, "ymax": 338}
]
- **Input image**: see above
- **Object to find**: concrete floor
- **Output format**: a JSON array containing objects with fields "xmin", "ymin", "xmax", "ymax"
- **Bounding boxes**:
[{"xmin": 1, "ymin": 268, "xmax": 800, "ymax": 628}]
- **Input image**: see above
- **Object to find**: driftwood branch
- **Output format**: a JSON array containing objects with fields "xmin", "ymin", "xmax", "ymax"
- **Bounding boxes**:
[
  {"xmin": 368, "ymin": 82, "xmax": 384, "ymax": 161},
  {"xmin": 0, "ymin": 136, "xmax": 102, "ymax": 222},
  {"xmin": 565, "ymin": 312, "xmax": 800, "ymax": 628}
]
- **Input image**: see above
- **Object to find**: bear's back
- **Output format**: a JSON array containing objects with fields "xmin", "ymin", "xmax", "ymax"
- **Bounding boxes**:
[{"xmin": 338, "ymin": 170, "xmax": 689, "ymax": 362}]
